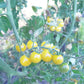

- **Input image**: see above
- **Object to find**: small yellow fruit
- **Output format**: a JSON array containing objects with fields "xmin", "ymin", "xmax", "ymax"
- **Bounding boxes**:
[
  {"xmin": 57, "ymin": 19, "xmax": 63, "ymax": 23},
  {"xmin": 47, "ymin": 16, "xmax": 53, "ymax": 23},
  {"xmin": 58, "ymin": 22, "xmax": 64, "ymax": 27},
  {"xmin": 55, "ymin": 27, "xmax": 62, "ymax": 32},
  {"xmin": 52, "ymin": 55, "xmax": 63, "ymax": 65},
  {"xmin": 50, "ymin": 26, "xmax": 56, "ymax": 31},
  {"xmin": 16, "ymin": 43, "xmax": 26, "ymax": 52},
  {"xmin": 41, "ymin": 41, "xmax": 46, "ymax": 47},
  {"xmin": 41, "ymin": 50, "xmax": 52, "ymax": 62},
  {"xmin": 20, "ymin": 55, "xmax": 31, "ymax": 66},
  {"xmin": 30, "ymin": 52, "xmax": 41, "ymax": 63},
  {"xmin": 27, "ymin": 40, "xmax": 38, "ymax": 49}
]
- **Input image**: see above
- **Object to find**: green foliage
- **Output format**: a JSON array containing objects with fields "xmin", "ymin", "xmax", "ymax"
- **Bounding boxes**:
[
  {"xmin": 32, "ymin": 6, "xmax": 42, "ymax": 13},
  {"xmin": 0, "ymin": 16, "xmax": 11, "ymax": 33},
  {"xmin": 0, "ymin": 2, "xmax": 6, "ymax": 8},
  {"xmin": 78, "ymin": 18, "xmax": 84, "ymax": 41},
  {"xmin": 19, "ymin": 15, "xmax": 45, "ymax": 39},
  {"xmin": 0, "ymin": 0, "xmax": 84, "ymax": 84}
]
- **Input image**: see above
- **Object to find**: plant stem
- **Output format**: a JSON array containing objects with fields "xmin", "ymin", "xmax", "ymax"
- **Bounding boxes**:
[
  {"xmin": 0, "ymin": 0, "xmax": 28, "ymax": 77},
  {"xmin": 6, "ymin": 0, "xmax": 20, "ymax": 43},
  {"xmin": 59, "ymin": 0, "xmax": 77, "ymax": 49}
]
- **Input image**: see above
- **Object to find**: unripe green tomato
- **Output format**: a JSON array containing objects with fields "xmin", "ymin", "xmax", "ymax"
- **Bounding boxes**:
[{"xmin": 59, "ymin": 63, "xmax": 69, "ymax": 73}]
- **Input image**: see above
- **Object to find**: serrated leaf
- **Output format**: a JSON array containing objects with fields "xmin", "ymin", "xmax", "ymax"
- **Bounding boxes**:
[{"xmin": 34, "ymin": 27, "xmax": 43, "ymax": 37}]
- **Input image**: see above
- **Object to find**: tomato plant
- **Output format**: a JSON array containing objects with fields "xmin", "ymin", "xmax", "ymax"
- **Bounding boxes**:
[{"xmin": 0, "ymin": 0, "xmax": 84, "ymax": 84}]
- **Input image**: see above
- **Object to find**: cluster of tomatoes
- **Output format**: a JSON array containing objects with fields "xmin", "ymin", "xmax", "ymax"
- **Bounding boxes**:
[
  {"xmin": 47, "ymin": 16, "xmax": 64, "ymax": 32},
  {"xmin": 16, "ymin": 40, "xmax": 69, "ymax": 73}
]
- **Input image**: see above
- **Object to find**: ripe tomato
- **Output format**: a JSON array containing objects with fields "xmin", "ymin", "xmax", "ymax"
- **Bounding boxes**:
[
  {"xmin": 57, "ymin": 19, "xmax": 63, "ymax": 23},
  {"xmin": 47, "ymin": 16, "xmax": 53, "ymax": 23},
  {"xmin": 52, "ymin": 55, "xmax": 63, "ymax": 65},
  {"xmin": 16, "ymin": 43, "xmax": 26, "ymax": 52},
  {"xmin": 58, "ymin": 22, "xmax": 64, "ymax": 27},
  {"xmin": 30, "ymin": 52, "xmax": 41, "ymax": 63},
  {"xmin": 41, "ymin": 42, "xmax": 54, "ymax": 51},
  {"xmin": 59, "ymin": 63, "xmax": 69, "ymax": 73},
  {"xmin": 41, "ymin": 41, "xmax": 46, "ymax": 47},
  {"xmin": 50, "ymin": 26, "xmax": 56, "ymax": 31},
  {"xmin": 57, "ymin": 18, "xmax": 64, "ymax": 27},
  {"xmin": 41, "ymin": 50, "xmax": 52, "ymax": 62},
  {"xmin": 20, "ymin": 55, "xmax": 31, "ymax": 66},
  {"xmin": 55, "ymin": 27, "xmax": 62, "ymax": 32},
  {"xmin": 27, "ymin": 40, "xmax": 38, "ymax": 49}
]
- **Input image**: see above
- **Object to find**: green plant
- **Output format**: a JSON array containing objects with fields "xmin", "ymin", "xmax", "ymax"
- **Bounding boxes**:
[{"xmin": 0, "ymin": 0, "xmax": 84, "ymax": 84}]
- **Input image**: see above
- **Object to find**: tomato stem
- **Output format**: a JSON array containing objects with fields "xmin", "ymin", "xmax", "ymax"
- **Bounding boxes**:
[
  {"xmin": 59, "ymin": 0, "xmax": 77, "ymax": 49},
  {"xmin": 6, "ymin": 0, "xmax": 21, "ymax": 43}
]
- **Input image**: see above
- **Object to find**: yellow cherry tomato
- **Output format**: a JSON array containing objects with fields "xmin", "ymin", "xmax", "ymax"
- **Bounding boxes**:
[
  {"xmin": 27, "ymin": 40, "xmax": 38, "ymax": 49},
  {"xmin": 47, "ymin": 16, "xmax": 53, "ymax": 23},
  {"xmin": 58, "ymin": 22, "xmax": 64, "ymax": 27},
  {"xmin": 50, "ymin": 26, "xmax": 56, "ymax": 31},
  {"xmin": 30, "ymin": 52, "xmax": 41, "ymax": 63},
  {"xmin": 16, "ymin": 43, "xmax": 26, "ymax": 52},
  {"xmin": 20, "ymin": 55, "xmax": 31, "ymax": 66},
  {"xmin": 41, "ymin": 50, "xmax": 52, "ymax": 62},
  {"xmin": 55, "ymin": 27, "xmax": 62, "ymax": 32},
  {"xmin": 41, "ymin": 41, "xmax": 46, "ymax": 47},
  {"xmin": 57, "ymin": 19, "xmax": 63, "ymax": 23},
  {"xmin": 52, "ymin": 55, "xmax": 63, "ymax": 65}
]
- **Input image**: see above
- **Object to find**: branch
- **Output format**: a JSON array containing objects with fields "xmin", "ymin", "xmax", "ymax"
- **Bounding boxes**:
[
  {"xmin": 6, "ymin": 0, "xmax": 21, "ymax": 43},
  {"xmin": 59, "ymin": 0, "xmax": 77, "ymax": 49}
]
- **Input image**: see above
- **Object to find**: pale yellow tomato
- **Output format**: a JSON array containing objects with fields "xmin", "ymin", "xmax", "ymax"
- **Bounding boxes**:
[
  {"xmin": 20, "ymin": 55, "xmax": 31, "ymax": 66},
  {"xmin": 27, "ymin": 40, "xmax": 38, "ymax": 49},
  {"xmin": 16, "ymin": 43, "xmax": 26, "ymax": 52},
  {"xmin": 41, "ymin": 50, "xmax": 52, "ymax": 62},
  {"xmin": 55, "ymin": 27, "xmax": 62, "ymax": 32},
  {"xmin": 30, "ymin": 52, "xmax": 41, "ymax": 63},
  {"xmin": 50, "ymin": 26, "xmax": 56, "ymax": 31},
  {"xmin": 58, "ymin": 22, "xmax": 64, "ymax": 27},
  {"xmin": 47, "ymin": 16, "xmax": 53, "ymax": 23},
  {"xmin": 41, "ymin": 41, "xmax": 46, "ymax": 47},
  {"xmin": 57, "ymin": 19, "xmax": 63, "ymax": 23},
  {"xmin": 52, "ymin": 55, "xmax": 63, "ymax": 65}
]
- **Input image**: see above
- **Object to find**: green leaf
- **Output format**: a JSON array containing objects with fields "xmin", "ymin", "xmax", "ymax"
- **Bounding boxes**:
[
  {"xmin": 32, "ymin": 6, "xmax": 37, "ymax": 13},
  {"xmin": 19, "ymin": 16, "xmax": 45, "ymax": 39},
  {"xmin": 56, "ymin": 34, "xmax": 60, "ymax": 43},
  {"xmin": 56, "ymin": 77, "xmax": 62, "ymax": 81},
  {"xmin": 72, "ymin": 70, "xmax": 80, "ymax": 74},
  {"xmin": 78, "ymin": 18, "xmax": 84, "ymax": 41},
  {"xmin": 0, "ymin": 16, "xmax": 11, "ymax": 33},
  {"xmin": 32, "ymin": 6, "xmax": 42, "ymax": 13},
  {"xmin": 0, "ymin": 32, "xmax": 3, "ymax": 36},
  {"xmin": 0, "ymin": 2, "xmax": 6, "ymax": 8},
  {"xmin": 34, "ymin": 27, "xmax": 43, "ymax": 37}
]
